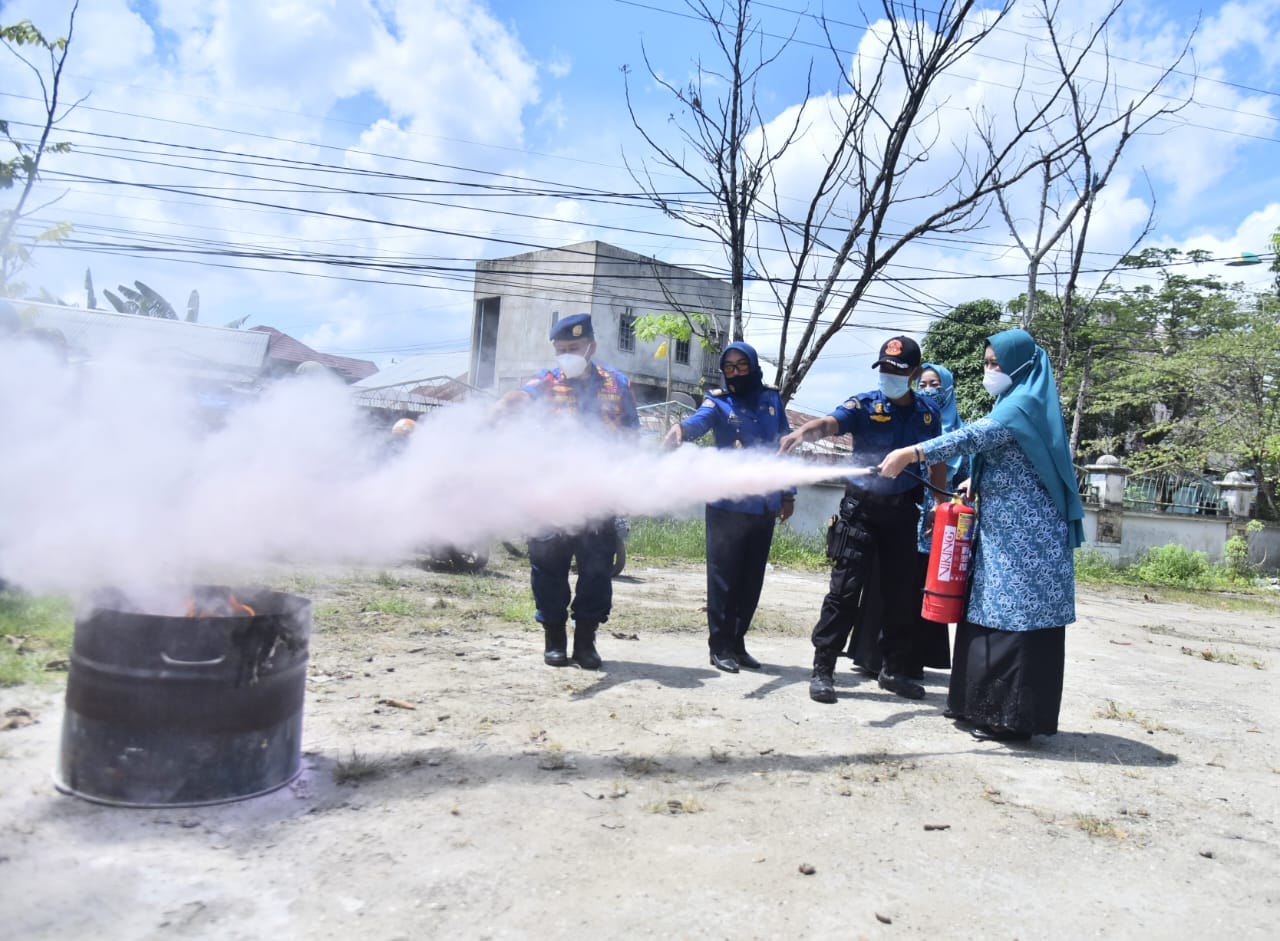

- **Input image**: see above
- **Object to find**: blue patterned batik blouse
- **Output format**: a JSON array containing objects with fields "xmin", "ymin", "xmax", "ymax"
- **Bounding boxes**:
[{"xmin": 921, "ymin": 418, "xmax": 1076, "ymax": 631}]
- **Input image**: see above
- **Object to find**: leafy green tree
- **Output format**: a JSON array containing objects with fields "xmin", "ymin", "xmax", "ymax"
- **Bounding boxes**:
[
  {"xmin": 1150, "ymin": 299, "xmax": 1280, "ymax": 519},
  {"xmin": 1270, "ymin": 224, "xmax": 1280, "ymax": 297},
  {"xmin": 921, "ymin": 299, "xmax": 1009, "ymax": 422},
  {"xmin": 1079, "ymin": 250, "xmax": 1243, "ymax": 459},
  {"xmin": 634, "ymin": 310, "xmax": 716, "ymax": 408},
  {"xmin": 1, "ymin": 2, "xmax": 81, "ymax": 295}
]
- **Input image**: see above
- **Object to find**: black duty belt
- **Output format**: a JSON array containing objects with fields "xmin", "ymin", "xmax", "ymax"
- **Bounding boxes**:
[{"xmin": 844, "ymin": 485, "xmax": 921, "ymax": 508}]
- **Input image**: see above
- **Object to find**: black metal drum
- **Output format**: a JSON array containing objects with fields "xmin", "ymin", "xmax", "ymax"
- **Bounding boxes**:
[{"xmin": 56, "ymin": 585, "xmax": 310, "ymax": 807}]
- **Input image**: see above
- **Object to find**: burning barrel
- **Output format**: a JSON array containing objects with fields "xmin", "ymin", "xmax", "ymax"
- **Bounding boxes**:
[{"xmin": 56, "ymin": 585, "xmax": 311, "ymax": 807}]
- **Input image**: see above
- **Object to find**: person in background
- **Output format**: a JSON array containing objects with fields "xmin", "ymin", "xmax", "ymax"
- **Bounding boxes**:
[
  {"xmin": 497, "ymin": 313, "xmax": 639, "ymax": 671},
  {"xmin": 877, "ymin": 329, "xmax": 1084, "ymax": 741},
  {"xmin": 845, "ymin": 362, "xmax": 961, "ymax": 678},
  {"xmin": 778, "ymin": 336, "xmax": 947, "ymax": 703},
  {"xmin": 663, "ymin": 342, "xmax": 794, "ymax": 673}
]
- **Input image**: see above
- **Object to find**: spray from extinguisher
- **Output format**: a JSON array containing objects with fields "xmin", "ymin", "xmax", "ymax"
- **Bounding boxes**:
[{"xmin": 922, "ymin": 496, "xmax": 975, "ymax": 623}]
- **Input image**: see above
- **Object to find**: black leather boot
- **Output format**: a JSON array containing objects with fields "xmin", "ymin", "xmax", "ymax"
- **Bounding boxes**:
[
  {"xmin": 878, "ymin": 667, "xmax": 925, "ymax": 700},
  {"xmin": 809, "ymin": 649, "xmax": 838, "ymax": 703},
  {"xmin": 543, "ymin": 623, "xmax": 569, "ymax": 667},
  {"xmin": 571, "ymin": 621, "xmax": 602, "ymax": 670}
]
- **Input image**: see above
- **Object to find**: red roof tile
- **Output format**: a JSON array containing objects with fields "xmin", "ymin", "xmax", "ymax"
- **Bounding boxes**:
[{"xmin": 251, "ymin": 326, "xmax": 378, "ymax": 382}]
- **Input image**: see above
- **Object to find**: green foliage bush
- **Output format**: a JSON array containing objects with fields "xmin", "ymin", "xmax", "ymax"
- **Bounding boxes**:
[
  {"xmin": 1073, "ymin": 548, "xmax": 1117, "ymax": 582},
  {"xmin": 1133, "ymin": 544, "xmax": 1211, "ymax": 585}
]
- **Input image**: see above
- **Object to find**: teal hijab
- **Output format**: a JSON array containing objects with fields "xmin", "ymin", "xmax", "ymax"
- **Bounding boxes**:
[
  {"xmin": 980, "ymin": 330, "xmax": 1085, "ymax": 548},
  {"xmin": 920, "ymin": 362, "xmax": 964, "ymax": 483}
]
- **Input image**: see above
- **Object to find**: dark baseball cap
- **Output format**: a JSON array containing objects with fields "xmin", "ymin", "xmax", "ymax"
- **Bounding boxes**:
[{"xmin": 871, "ymin": 335, "xmax": 921, "ymax": 371}]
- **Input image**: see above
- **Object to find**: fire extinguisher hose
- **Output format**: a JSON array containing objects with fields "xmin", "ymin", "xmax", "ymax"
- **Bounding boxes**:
[{"xmin": 892, "ymin": 466, "xmax": 964, "ymax": 500}]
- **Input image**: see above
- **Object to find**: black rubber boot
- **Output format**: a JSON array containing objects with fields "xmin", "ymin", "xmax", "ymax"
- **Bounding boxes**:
[
  {"xmin": 571, "ymin": 621, "xmax": 602, "ymax": 671},
  {"xmin": 809, "ymin": 649, "xmax": 838, "ymax": 704},
  {"xmin": 543, "ymin": 623, "xmax": 569, "ymax": 667}
]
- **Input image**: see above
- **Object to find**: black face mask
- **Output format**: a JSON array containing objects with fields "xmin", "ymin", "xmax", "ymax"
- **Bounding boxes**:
[{"xmin": 727, "ymin": 371, "xmax": 763, "ymax": 399}]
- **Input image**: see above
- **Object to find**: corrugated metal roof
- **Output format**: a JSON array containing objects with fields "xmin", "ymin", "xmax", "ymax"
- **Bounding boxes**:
[
  {"xmin": 351, "ymin": 352, "xmax": 470, "ymax": 389},
  {"xmin": 20, "ymin": 301, "xmax": 269, "ymax": 384}
]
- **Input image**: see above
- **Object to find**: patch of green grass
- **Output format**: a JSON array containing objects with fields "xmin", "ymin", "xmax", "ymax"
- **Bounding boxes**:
[
  {"xmin": 374, "ymin": 571, "xmax": 401, "ymax": 589},
  {"xmin": 363, "ymin": 596, "xmax": 418, "ymax": 616},
  {"xmin": 768, "ymin": 523, "xmax": 828, "ymax": 570},
  {"xmin": 629, "ymin": 517, "xmax": 707, "ymax": 561},
  {"xmin": 499, "ymin": 598, "xmax": 537, "ymax": 623},
  {"xmin": 628, "ymin": 515, "xmax": 827, "ymax": 570},
  {"xmin": 0, "ymin": 592, "xmax": 74, "ymax": 687},
  {"xmin": 1073, "ymin": 548, "xmax": 1118, "ymax": 583}
]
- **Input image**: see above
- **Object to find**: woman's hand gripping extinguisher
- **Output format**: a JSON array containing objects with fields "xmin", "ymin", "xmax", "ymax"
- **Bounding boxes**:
[{"xmin": 922, "ymin": 496, "xmax": 975, "ymax": 623}]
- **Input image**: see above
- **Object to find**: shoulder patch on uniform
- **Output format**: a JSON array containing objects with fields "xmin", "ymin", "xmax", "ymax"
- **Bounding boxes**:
[
  {"xmin": 701, "ymin": 397, "xmax": 716, "ymax": 408},
  {"xmin": 923, "ymin": 412, "xmax": 933, "ymax": 425},
  {"xmin": 843, "ymin": 399, "xmax": 859, "ymax": 410}
]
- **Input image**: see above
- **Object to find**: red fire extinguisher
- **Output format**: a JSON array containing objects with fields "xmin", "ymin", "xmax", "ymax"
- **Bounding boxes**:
[{"xmin": 922, "ymin": 497, "xmax": 975, "ymax": 623}]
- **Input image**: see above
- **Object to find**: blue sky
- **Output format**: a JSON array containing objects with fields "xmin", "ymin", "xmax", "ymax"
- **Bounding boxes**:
[{"xmin": 2, "ymin": 0, "xmax": 1277, "ymax": 411}]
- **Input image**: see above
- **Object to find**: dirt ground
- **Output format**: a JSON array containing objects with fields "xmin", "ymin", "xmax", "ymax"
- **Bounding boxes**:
[{"xmin": 2, "ymin": 553, "xmax": 1278, "ymax": 940}]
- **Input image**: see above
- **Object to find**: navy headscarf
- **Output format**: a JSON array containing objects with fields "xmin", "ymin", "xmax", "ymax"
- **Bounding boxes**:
[
  {"xmin": 721, "ymin": 341, "xmax": 764, "ymax": 404},
  {"xmin": 981, "ymin": 329, "xmax": 1085, "ymax": 548}
]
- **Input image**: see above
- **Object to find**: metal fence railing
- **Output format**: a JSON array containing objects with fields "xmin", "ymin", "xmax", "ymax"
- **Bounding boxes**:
[{"xmin": 1077, "ymin": 465, "xmax": 1228, "ymax": 516}]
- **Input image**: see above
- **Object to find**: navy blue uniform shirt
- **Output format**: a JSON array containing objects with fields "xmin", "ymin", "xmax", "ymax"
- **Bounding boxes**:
[
  {"xmin": 830, "ymin": 389, "xmax": 941, "ymax": 495},
  {"xmin": 680, "ymin": 387, "xmax": 794, "ymax": 514}
]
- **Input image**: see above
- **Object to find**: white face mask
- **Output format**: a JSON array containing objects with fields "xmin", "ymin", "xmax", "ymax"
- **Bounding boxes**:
[
  {"xmin": 879, "ymin": 373, "xmax": 910, "ymax": 399},
  {"xmin": 556, "ymin": 353, "xmax": 590, "ymax": 379},
  {"xmin": 983, "ymin": 368, "xmax": 1013, "ymax": 397}
]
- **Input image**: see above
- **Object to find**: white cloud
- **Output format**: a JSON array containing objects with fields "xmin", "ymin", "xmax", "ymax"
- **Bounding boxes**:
[{"xmin": 546, "ymin": 49, "xmax": 571, "ymax": 80}]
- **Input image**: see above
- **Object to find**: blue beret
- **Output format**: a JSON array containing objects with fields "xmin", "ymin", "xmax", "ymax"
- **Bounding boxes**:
[{"xmin": 550, "ymin": 313, "xmax": 594, "ymax": 341}]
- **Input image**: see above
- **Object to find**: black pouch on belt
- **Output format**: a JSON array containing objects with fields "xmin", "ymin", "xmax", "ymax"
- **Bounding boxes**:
[{"xmin": 825, "ymin": 514, "xmax": 842, "ymax": 561}]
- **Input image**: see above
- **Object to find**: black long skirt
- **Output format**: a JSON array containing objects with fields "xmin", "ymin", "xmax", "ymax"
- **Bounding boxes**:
[
  {"xmin": 947, "ymin": 621, "xmax": 1064, "ymax": 736},
  {"xmin": 846, "ymin": 551, "xmax": 952, "ymax": 674}
]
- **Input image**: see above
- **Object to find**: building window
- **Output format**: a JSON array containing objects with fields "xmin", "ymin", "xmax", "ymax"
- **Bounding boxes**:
[
  {"xmin": 675, "ymin": 337, "xmax": 690, "ymax": 364},
  {"xmin": 702, "ymin": 341, "xmax": 722, "ymax": 374},
  {"xmin": 618, "ymin": 309, "xmax": 636, "ymax": 352}
]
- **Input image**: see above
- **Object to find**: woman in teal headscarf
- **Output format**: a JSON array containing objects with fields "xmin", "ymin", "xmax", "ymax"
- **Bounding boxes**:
[{"xmin": 878, "ymin": 330, "xmax": 1084, "ymax": 741}]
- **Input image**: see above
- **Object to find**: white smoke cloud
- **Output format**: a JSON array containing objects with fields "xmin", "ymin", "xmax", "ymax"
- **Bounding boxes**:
[{"xmin": 0, "ymin": 345, "xmax": 847, "ymax": 598}]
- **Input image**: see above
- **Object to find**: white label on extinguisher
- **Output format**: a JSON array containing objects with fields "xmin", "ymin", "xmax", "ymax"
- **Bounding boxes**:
[{"xmin": 937, "ymin": 525, "xmax": 958, "ymax": 581}]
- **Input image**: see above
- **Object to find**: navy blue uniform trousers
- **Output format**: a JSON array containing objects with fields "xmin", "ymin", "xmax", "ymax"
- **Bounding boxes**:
[
  {"xmin": 705, "ymin": 505, "xmax": 776, "ymax": 656},
  {"xmin": 528, "ymin": 520, "xmax": 614, "ymax": 627}
]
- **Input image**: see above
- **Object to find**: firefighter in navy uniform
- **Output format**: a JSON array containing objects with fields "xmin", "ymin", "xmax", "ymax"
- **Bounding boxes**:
[
  {"xmin": 496, "ymin": 313, "xmax": 640, "ymax": 670},
  {"xmin": 778, "ymin": 336, "xmax": 948, "ymax": 702},
  {"xmin": 663, "ymin": 342, "xmax": 794, "ymax": 673}
]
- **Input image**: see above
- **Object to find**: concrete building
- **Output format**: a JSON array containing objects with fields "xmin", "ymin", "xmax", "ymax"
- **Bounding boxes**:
[{"xmin": 470, "ymin": 240, "xmax": 732, "ymax": 405}]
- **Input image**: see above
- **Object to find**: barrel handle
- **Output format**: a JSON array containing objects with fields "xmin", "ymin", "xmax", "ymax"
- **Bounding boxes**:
[{"xmin": 160, "ymin": 652, "xmax": 228, "ymax": 667}]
